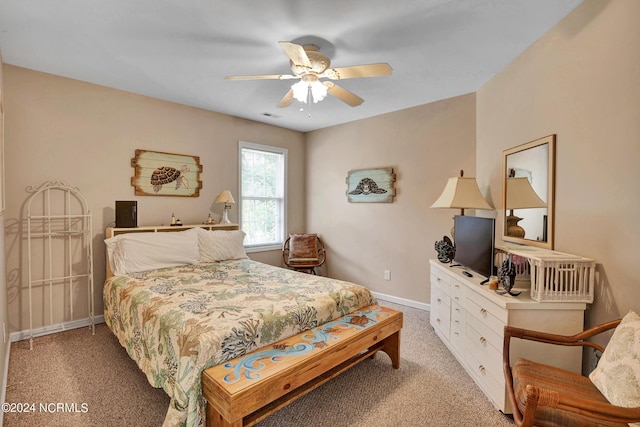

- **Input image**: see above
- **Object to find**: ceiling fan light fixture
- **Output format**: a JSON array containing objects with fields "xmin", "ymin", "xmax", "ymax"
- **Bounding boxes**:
[
  {"xmin": 291, "ymin": 80, "xmax": 328, "ymax": 104},
  {"xmin": 227, "ymin": 41, "xmax": 391, "ymax": 109}
]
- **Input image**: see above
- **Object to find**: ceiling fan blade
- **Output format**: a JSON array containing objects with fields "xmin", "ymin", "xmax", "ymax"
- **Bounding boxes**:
[
  {"xmin": 324, "ymin": 82, "xmax": 364, "ymax": 107},
  {"xmin": 321, "ymin": 63, "xmax": 392, "ymax": 80},
  {"xmin": 225, "ymin": 74, "xmax": 298, "ymax": 80},
  {"xmin": 278, "ymin": 89, "xmax": 294, "ymax": 108},
  {"xmin": 278, "ymin": 41, "xmax": 312, "ymax": 68}
]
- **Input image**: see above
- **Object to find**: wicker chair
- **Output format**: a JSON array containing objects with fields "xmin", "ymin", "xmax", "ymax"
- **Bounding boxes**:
[
  {"xmin": 503, "ymin": 319, "xmax": 640, "ymax": 427},
  {"xmin": 282, "ymin": 233, "xmax": 326, "ymax": 274}
]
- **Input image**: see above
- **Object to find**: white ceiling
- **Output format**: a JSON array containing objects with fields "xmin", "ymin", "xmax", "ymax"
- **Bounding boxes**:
[{"xmin": 0, "ymin": 0, "xmax": 582, "ymax": 132}]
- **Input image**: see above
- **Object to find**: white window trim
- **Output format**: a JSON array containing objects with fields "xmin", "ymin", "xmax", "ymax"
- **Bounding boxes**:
[{"xmin": 238, "ymin": 141, "xmax": 288, "ymax": 253}]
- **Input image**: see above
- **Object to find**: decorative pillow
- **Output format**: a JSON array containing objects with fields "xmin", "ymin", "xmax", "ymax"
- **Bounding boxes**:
[
  {"xmin": 589, "ymin": 310, "xmax": 640, "ymax": 421},
  {"xmin": 197, "ymin": 228, "xmax": 248, "ymax": 262},
  {"xmin": 288, "ymin": 233, "xmax": 319, "ymax": 262},
  {"xmin": 104, "ymin": 228, "xmax": 200, "ymax": 275}
]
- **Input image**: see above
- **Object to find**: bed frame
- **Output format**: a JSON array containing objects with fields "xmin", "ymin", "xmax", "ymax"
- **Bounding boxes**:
[{"xmin": 104, "ymin": 225, "xmax": 403, "ymax": 426}]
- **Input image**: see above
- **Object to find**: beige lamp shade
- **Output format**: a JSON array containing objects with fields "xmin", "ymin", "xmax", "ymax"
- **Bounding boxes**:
[
  {"xmin": 506, "ymin": 178, "xmax": 546, "ymax": 209},
  {"xmin": 430, "ymin": 177, "xmax": 493, "ymax": 211},
  {"xmin": 214, "ymin": 190, "xmax": 235, "ymax": 205}
]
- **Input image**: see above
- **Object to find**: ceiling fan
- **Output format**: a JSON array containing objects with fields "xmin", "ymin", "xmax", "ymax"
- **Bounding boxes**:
[{"xmin": 225, "ymin": 41, "xmax": 392, "ymax": 108}]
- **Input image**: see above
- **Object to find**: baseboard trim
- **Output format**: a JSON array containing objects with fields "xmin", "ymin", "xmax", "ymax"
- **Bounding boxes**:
[
  {"xmin": 9, "ymin": 315, "xmax": 106, "ymax": 343},
  {"xmin": 370, "ymin": 291, "xmax": 430, "ymax": 311}
]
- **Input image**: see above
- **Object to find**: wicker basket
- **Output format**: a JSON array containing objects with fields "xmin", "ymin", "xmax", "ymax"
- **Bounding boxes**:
[{"xmin": 496, "ymin": 246, "xmax": 595, "ymax": 303}]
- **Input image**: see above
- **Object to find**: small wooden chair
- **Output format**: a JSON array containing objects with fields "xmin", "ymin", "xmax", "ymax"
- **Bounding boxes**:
[
  {"xmin": 282, "ymin": 233, "xmax": 326, "ymax": 274},
  {"xmin": 503, "ymin": 317, "xmax": 640, "ymax": 427}
]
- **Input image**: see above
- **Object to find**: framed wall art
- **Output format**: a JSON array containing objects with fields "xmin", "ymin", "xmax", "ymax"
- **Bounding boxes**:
[
  {"xmin": 131, "ymin": 149, "xmax": 203, "ymax": 197},
  {"xmin": 346, "ymin": 167, "xmax": 396, "ymax": 203}
]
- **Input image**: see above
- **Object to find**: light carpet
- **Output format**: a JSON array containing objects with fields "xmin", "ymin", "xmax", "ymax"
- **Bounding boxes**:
[{"xmin": 4, "ymin": 301, "xmax": 514, "ymax": 426}]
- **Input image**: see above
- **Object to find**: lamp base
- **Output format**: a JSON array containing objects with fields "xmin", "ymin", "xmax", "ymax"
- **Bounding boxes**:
[
  {"xmin": 506, "ymin": 214, "xmax": 525, "ymax": 238},
  {"xmin": 220, "ymin": 206, "xmax": 231, "ymax": 224}
]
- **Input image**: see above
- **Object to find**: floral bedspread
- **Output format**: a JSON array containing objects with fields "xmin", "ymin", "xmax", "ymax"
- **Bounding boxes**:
[{"xmin": 103, "ymin": 259, "xmax": 375, "ymax": 427}]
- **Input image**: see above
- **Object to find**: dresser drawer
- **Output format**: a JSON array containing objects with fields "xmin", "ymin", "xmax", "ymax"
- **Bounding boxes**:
[
  {"xmin": 430, "ymin": 271, "xmax": 451, "ymax": 297},
  {"xmin": 450, "ymin": 300, "xmax": 466, "ymax": 354},
  {"xmin": 466, "ymin": 309, "xmax": 503, "ymax": 352},
  {"xmin": 466, "ymin": 349, "xmax": 504, "ymax": 409},
  {"xmin": 431, "ymin": 281, "xmax": 451, "ymax": 310},
  {"xmin": 466, "ymin": 321, "xmax": 503, "ymax": 382},
  {"xmin": 466, "ymin": 295, "xmax": 506, "ymax": 334},
  {"xmin": 450, "ymin": 277, "xmax": 466, "ymax": 308},
  {"xmin": 430, "ymin": 264, "xmax": 450, "ymax": 283},
  {"xmin": 430, "ymin": 285, "xmax": 450, "ymax": 339}
]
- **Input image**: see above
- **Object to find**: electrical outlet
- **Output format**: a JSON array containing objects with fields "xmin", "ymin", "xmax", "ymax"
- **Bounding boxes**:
[{"xmin": 384, "ymin": 270, "xmax": 391, "ymax": 281}]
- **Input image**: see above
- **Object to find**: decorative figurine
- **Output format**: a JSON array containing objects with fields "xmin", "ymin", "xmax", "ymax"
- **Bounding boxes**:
[
  {"xmin": 206, "ymin": 213, "xmax": 214, "ymax": 224},
  {"xmin": 171, "ymin": 213, "xmax": 176, "ymax": 226},
  {"xmin": 434, "ymin": 236, "xmax": 455, "ymax": 263},
  {"xmin": 496, "ymin": 255, "xmax": 521, "ymax": 296}
]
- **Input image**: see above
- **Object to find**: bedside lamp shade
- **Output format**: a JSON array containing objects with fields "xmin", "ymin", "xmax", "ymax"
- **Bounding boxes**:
[
  {"xmin": 214, "ymin": 190, "xmax": 235, "ymax": 224},
  {"xmin": 214, "ymin": 190, "xmax": 235, "ymax": 205}
]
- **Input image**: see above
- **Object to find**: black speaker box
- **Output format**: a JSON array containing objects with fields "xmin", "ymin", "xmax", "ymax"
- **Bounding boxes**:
[{"xmin": 115, "ymin": 201, "xmax": 137, "ymax": 228}]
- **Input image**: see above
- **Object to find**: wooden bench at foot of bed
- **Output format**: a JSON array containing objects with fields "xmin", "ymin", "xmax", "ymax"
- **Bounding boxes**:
[{"xmin": 202, "ymin": 305, "xmax": 403, "ymax": 427}]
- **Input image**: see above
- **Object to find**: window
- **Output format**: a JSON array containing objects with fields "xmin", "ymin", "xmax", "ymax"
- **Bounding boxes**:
[{"xmin": 239, "ymin": 141, "xmax": 287, "ymax": 251}]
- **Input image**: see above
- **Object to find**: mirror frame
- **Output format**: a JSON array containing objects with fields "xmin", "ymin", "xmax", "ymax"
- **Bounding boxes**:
[{"xmin": 502, "ymin": 134, "xmax": 556, "ymax": 249}]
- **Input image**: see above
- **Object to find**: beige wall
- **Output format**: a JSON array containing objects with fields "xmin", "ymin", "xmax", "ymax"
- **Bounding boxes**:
[
  {"xmin": 0, "ymin": 49, "xmax": 9, "ymax": 412},
  {"xmin": 2, "ymin": 66, "xmax": 305, "ymax": 332},
  {"xmin": 306, "ymin": 94, "xmax": 477, "ymax": 305},
  {"xmin": 477, "ymin": 0, "xmax": 640, "ymax": 329}
]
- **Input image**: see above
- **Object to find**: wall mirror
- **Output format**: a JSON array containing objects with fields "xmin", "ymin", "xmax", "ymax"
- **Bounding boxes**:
[{"xmin": 502, "ymin": 135, "xmax": 556, "ymax": 249}]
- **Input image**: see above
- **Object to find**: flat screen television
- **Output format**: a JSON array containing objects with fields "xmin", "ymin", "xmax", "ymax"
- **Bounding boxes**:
[{"xmin": 453, "ymin": 215, "xmax": 495, "ymax": 279}]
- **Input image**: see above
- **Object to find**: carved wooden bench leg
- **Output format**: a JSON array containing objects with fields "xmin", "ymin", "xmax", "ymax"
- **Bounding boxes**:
[
  {"xmin": 206, "ymin": 403, "xmax": 242, "ymax": 427},
  {"xmin": 380, "ymin": 330, "xmax": 401, "ymax": 369}
]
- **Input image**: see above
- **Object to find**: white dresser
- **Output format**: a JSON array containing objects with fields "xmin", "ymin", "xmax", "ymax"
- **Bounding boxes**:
[{"xmin": 429, "ymin": 259, "xmax": 586, "ymax": 414}]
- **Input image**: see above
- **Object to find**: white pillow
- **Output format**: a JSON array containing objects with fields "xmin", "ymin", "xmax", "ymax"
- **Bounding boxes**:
[
  {"xmin": 197, "ymin": 228, "xmax": 248, "ymax": 262},
  {"xmin": 105, "ymin": 228, "xmax": 200, "ymax": 275},
  {"xmin": 589, "ymin": 310, "xmax": 640, "ymax": 422}
]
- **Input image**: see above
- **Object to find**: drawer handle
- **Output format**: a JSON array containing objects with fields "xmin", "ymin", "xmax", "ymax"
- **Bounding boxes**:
[
  {"xmin": 454, "ymin": 296, "xmax": 459, "ymax": 301},
  {"xmin": 436, "ymin": 318, "xmax": 441, "ymax": 323},
  {"xmin": 478, "ymin": 365, "xmax": 486, "ymax": 373},
  {"xmin": 455, "ymin": 308, "xmax": 460, "ymax": 312},
  {"xmin": 437, "ymin": 277, "xmax": 441, "ymax": 282},
  {"xmin": 454, "ymin": 320, "xmax": 459, "ymax": 324},
  {"xmin": 437, "ymin": 298, "xmax": 442, "ymax": 303},
  {"xmin": 480, "ymin": 308, "xmax": 487, "ymax": 316},
  {"xmin": 454, "ymin": 284, "xmax": 459, "ymax": 288},
  {"xmin": 479, "ymin": 337, "xmax": 487, "ymax": 344},
  {"xmin": 454, "ymin": 332, "xmax": 459, "ymax": 336}
]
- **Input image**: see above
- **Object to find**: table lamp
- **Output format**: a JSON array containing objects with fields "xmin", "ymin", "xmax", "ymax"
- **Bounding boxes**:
[{"xmin": 214, "ymin": 190, "xmax": 235, "ymax": 224}]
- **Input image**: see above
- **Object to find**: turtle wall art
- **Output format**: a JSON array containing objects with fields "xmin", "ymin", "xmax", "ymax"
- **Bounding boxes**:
[
  {"xmin": 346, "ymin": 167, "xmax": 396, "ymax": 203},
  {"xmin": 131, "ymin": 149, "xmax": 203, "ymax": 197}
]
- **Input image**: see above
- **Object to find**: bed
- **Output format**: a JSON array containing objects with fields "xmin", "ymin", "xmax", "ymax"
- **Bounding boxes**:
[{"xmin": 103, "ymin": 225, "xmax": 402, "ymax": 427}]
